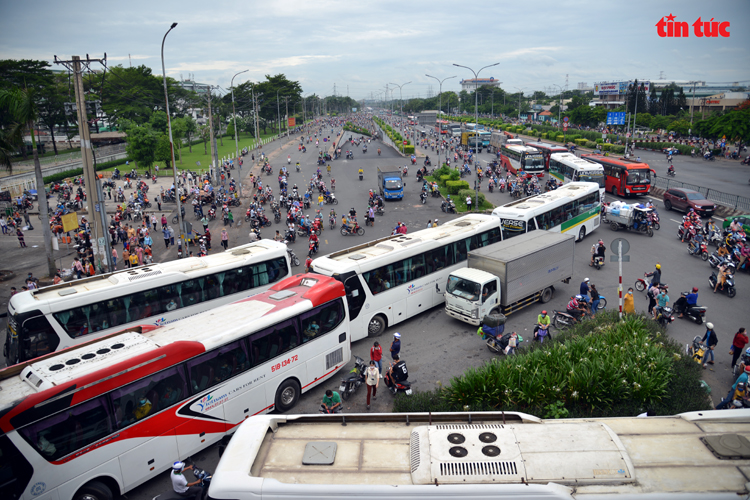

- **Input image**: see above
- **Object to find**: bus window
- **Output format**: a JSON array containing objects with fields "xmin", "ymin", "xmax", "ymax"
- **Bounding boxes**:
[
  {"xmin": 300, "ymin": 299, "xmax": 345, "ymax": 343},
  {"xmin": 20, "ymin": 315, "xmax": 59, "ymax": 361},
  {"xmin": 500, "ymin": 219, "xmax": 526, "ymax": 240},
  {"xmin": 343, "ymin": 275, "xmax": 365, "ymax": 320},
  {"xmin": 0, "ymin": 434, "xmax": 34, "ymax": 500},
  {"xmin": 112, "ymin": 366, "xmax": 188, "ymax": 425}
]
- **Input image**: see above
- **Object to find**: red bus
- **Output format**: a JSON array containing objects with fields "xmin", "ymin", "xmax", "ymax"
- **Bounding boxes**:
[
  {"xmin": 0, "ymin": 274, "xmax": 350, "ymax": 500},
  {"xmin": 582, "ymin": 154, "xmax": 655, "ymax": 196},
  {"xmin": 525, "ymin": 141, "xmax": 568, "ymax": 171},
  {"xmin": 500, "ymin": 145, "xmax": 545, "ymax": 178},
  {"xmin": 435, "ymin": 119, "xmax": 449, "ymax": 134}
]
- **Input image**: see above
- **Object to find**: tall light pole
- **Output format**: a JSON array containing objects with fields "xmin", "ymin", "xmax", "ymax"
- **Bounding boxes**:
[
  {"xmin": 551, "ymin": 84, "xmax": 563, "ymax": 129},
  {"xmin": 454, "ymin": 62, "xmax": 499, "ymax": 211},
  {"xmin": 513, "ymin": 87, "xmax": 525, "ymax": 121},
  {"xmin": 230, "ymin": 69, "xmax": 248, "ymax": 198},
  {"xmin": 161, "ymin": 22, "xmax": 183, "ymax": 244},
  {"xmin": 389, "ymin": 81, "xmax": 411, "ymax": 136},
  {"xmin": 425, "ymin": 74, "xmax": 456, "ymax": 119}
]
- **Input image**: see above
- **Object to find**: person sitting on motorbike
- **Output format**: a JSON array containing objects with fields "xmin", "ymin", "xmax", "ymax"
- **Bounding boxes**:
[
  {"xmin": 667, "ymin": 164, "xmax": 675, "ymax": 175},
  {"xmin": 321, "ymin": 389, "xmax": 342, "ymax": 413},
  {"xmin": 567, "ymin": 295, "xmax": 588, "ymax": 322},
  {"xmin": 534, "ymin": 310, "xmax": 551, "ymax": 339},
  {"xmin": 385, "ymin": 354, "xmax": 408, "ymax": 393},
  {"xmin": 341, "ymin": 214, "xmax": 350, "ymax": 233},
  {"xmin": 309, "ymin": 232, "xmax": 319, "ymax": 253},
  {"xmin": 358, "ymin": 167, "xmax": 364, "ymax": 177},
  {"xmin": 675, "ymin": 287, "xmax": 699, "ymax": 317},
  {"xmin": 171, "ymin": 461, "xmax": 202, "ymax": 498},
  {"xmin": 715, "ymin": 262, "xmax": 734, "ymax": 293}
]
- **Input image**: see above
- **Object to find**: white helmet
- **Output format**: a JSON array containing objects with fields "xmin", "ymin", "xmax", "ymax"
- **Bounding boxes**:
[{"xmin": 706, "ymin": 322, "xmax": 714, "ymax": 330}]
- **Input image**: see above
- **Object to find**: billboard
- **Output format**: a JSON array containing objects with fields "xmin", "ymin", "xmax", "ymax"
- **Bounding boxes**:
[
  {"xmin": 287, "ymin": 117, "xmax": 296, "ymax": 127},
  {"xmin": 594, "ymin": 81, "xmax": 651, "ymax": 95}
]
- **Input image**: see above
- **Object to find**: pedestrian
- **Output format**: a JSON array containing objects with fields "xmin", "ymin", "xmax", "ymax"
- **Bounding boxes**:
[
  {"xmin": 702, "ymin": 322, "xmax": 718, "ymax": 368},
  {"xmin": 129, "ymin": 251, "xmax": 139, "ymax": 268},
  {"xmin": 590, "ymin": 284, "xmax": 600, "ymax": 315},
  {"xmin": 305, "ymin": 256, "xmax": 313, "ymax": 273},
  {"xmin": 731, "ymin": 327, "xmax": 749, "ymax": 369},
  {"xmin": 16, "ymin": 228, "xmax": 26, "ymax": 247},
  {"xmin": 0, "ymin": 216, "xmax": 7, "ymax": 235},
  {"xmin": 161, "ymin": 215, "xmax": 167, "ymax": 229},
  {"xmin": 156, "ymin": 195, "xmax": 161, "ymax": 211},
  {"xmin": 112, "ymin": 247, "xmax": 118, "ymax": 269},
  {"xmin": 466, "ymin": 195, "xmax": 472, "ymax": 211},
  {"xmin": 365, "ymin": 360, "xmax": 379, "ymax": 410},
  {"xmin": 152, "ymin": 216, "xmax": 157, "ymax": 231},
  {"xmin": 624, "ymin": 287, "xmax": 635, "ymax": 314},
  {"xmin": 221, "ymin": 228, "xmax": 229, "ymax": 250},
  {"xmin": 390, "ymin": 332, "xmax": 401, "ymax": 360},
  {"xmin": 227, "ymin": 211, "xmax": 234, "ymax": 228},
  {"xmin": 370, "ymin": 341, "xmax": 383, "ymax": 374},
  {"xmin": 123, "ymin": 248, "xmax": 130, "ymax": 268},
  {"xmin": 647, "ymin": 283, "xmax": 659, "ymax": 316},
  {"xmin": 580, "ymin": 277, "xmax": 590, "ymax": 299},
  {"xmin": 73, "ymin": 257, "xmax": 84, "ymax": 279},
  {"xmin": 168, "ymin": 226, "xmax": 175, "ymax": 246},
  {"xmin": 163, "ymin": 226, "xmax": 170, "ymax": 248}
]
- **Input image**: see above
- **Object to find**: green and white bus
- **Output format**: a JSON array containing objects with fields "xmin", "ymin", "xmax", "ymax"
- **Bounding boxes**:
[
  {"xmin": 491, "ymin": 182, "xmax": 601, "ymax": 242},
  {"xmin": 549, "ymin": 153, "xmax": 606, "ymax": 196}
]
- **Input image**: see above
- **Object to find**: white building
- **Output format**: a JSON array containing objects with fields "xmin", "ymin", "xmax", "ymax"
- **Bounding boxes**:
[{"xmin": 460, "ymin": 78, "xmax": 502, "ymax": 92}]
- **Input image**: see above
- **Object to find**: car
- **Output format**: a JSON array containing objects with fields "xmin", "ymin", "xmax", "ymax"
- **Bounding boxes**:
[
  {"xmin": 662, "ymin": 147, "xmax": 680, "ymax": 155},
  {"xmin": 662, "ymin": 188, "xmax": 717, "ymax": 217},
  {"xmin": 723, "ymin": 215, "xmax": 750, "ymax": 234}
]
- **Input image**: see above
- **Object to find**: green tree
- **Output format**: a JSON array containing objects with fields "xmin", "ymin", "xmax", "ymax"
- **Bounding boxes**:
[
  {"xmin": 668, "ymin": 119, "xmax": 691, "ymax": 136},
  {"xmin": 0, "ymin": 86, "xmax": 56, "ymax": 277},
  {"xmin": 709, "ymin": 107, "xmax": 750, "ymax": 144},
  {"xmin": 650, "ymin": 115, "xmax": 671, "ymax": 131},
  {"xmin": 182, "ymin": 115, "xmax": 197, "ymax": 153},
  {"xmin": 154, "ymin": 133, "xmax": 172, "ymax": 169},
  {"xmin": 125, "ymin": 124, "xmax": 157, "ymax": 169},
  {"xmin": 648, "ymin": 86, "xmax": 660, "ymax": 115},
  {"xmin": 149, "ymin": 110, "xmax": 168, "ymax": 134},
  {"xmin": 97, "ymin": 65, "xmax": 173, "ymax": 126},
  {"xmin": 635, "ymin": 112, "xmax": 653, "ymax": 128},
  {"xmin": 171, "ymin": 118, "xmax": 186, "ymax": 164}
]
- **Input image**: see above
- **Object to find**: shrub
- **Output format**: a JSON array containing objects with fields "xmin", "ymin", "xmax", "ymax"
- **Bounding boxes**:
[
  {"xmin": 400, "ymin": 144, "xmax": 415, "ymax": 154},
  {"xmin": 439, "ymin": 174, "xmax": 451, "ymax": 186},
  {"xmin": 595, "ymin": 138, "xmax": 604, "ymax": 144},
  {"xmin": 576, "ymin": 138, "xmax": 588, "ymax": 146},
  {"xmin": 43, "ymin": 157, "xmax": 131, "ymax": 184},
  {"xmin": 585, "ymin": 141, "xmax": 598, "ymax": 149},
  {"xmin": 555, "ymin": 135, "xmax": 564, "ymax": 142},
  {"xmin": 610, "ymin": 145, "xmax": 625, "ymax": 154},
  {"xmin": 445, "ymin": 180, "xmax": 470, "ymax": 194},
  {"xmin": 459, "ymin": 189, "xmax": 486, "ymax": 206},
  {"xmin": 601, "ymin": 143, "xmax": 612, "ymax": 151},
  {"xmin": 541, "ymin": 133, "xmax": 547, "ymax": 139},
  {"xmin": 433, "ymin": 165, "xmax": 451, "ymax": 178},
  {"xmin": 448, "ymin": 170, "xmax": 460, "ymax": 181}
]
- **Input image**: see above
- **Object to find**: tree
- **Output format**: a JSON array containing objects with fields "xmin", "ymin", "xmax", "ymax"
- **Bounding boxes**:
[
  {"xmin": 97, "ymin": 65, "xmax": 171, "ymax": 126},
  {"xmin": 199, "ymin": 124, "xmax": 210, "ymax": 154},
  {"xmin": 532, "ymin": 91, "xmax": 547, "ymax": 101},
  {"xmin": 154, "ymin": 133, "xmax": 172, "ymax": 170},
  {"xmin": 182, "ymin": 115, "xmax": 197, "ymax": 153},
  {"xmin": 149, "ymin": 110, "xmax": 168, "ymax": 134},
  {"xmin": 650, "ymin": 115, "xmax": 671, "ymax": 131},
  {"xmin": 635, "ymin": 112, "xmax": 653, "ymax": 128},
  {"xmin": 0, "ymin": 86, "xmax": 56, "ymax": 277},
  {"xmin": 125, "ymin": 124, "xmax": 157, "ymax": 169},
  {"xmin": 709, "ymin": 107, "xmax": 750, "ymax": 144},
  {"xmin": 171, "ymin": 117, "xmax": 186, "ymax": 164},
  {"xmin": 668, "ymin": 119, "xmax": 691, "ymax": 136},
  {"xmin": 36, "ymin": 73, "xmax": 69, "ymax": 156},
  {"xmin": 648, "ymin": 86, "xmax": 660, "ymax": 115}
]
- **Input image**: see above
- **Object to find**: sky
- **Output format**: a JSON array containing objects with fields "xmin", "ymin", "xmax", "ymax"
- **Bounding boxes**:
[{"xmin": 1, "ymin": 0, "xmax": 748, "ymax": 100}]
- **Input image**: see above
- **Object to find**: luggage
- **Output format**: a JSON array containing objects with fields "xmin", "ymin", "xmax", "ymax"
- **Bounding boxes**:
[{"xmin": 482, "ymin": 313, "xmax": 506, "ymax": 328}]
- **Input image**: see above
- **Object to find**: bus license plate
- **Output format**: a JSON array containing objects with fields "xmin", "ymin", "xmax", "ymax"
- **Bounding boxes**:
[{"xmin": 405, "ymin": 389, "xmax": 413, "ymax": 395}]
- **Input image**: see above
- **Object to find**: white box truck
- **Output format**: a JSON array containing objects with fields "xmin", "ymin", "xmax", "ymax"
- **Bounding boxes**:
[{"xmin": 444, "ymin": 231, "xmax": 574, "ymax": 325}]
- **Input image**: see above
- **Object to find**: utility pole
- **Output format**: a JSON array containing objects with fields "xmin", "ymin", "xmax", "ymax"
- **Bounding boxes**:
[
  {"xmin": 284, "ymin": 96, "xmax": 290, "ymax": 136},
  {"xmin": 207, "ymin": 87, "xmax": 220, "ymax": 184},
  {"xmin": 54, "ymin": 54, "xmax": 112, "ymax": 272},
  {"xmin": 690, "ymin": 81, "xmax": 697, "ymax": 127}
]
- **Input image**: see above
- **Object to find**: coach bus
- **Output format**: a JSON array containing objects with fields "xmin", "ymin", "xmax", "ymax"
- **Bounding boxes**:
[
  {"xmin": 311, "ymin": 215, "xmax": 502, "ymax": 338},
  {"xmin": 549, "ymin": 153, "xmax": 605, "ymax": 196},
  {"xmin": 465, "ymin": 122, "xmax": 484, "ymax": 131},
  {"xmin": 491, "ymin": 182, "xmax": 601, "ymax": 242},
  {"xmin": 499, "ymin": 145, "xmax": 545, "ymax": 178},
  {"xmin": 0, "ymin": 274, "xmax": 350, "ymax": 500},
  {"xmin": 208, "ymin": 409, "xmax": 750, "ymax": 500},
  {"xmin": 525, "ymin": 141, "xmax": 568, "ymax": 170},
  {"xmin": 582, "ymin": 154, "xmax": 654, "ymax": 197},
  {"xmin": 435, "ymin": 120, "xmax": 449, "ymax": 135},
  {"xmin": 4, "ymin": 240, "xmax": 291, "ymax": 367}
]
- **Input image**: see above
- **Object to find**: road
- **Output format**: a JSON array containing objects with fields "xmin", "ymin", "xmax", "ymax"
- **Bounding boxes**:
[{"xmin": 2, "ymin": 116, "xmax": 749, "ymax": 500}]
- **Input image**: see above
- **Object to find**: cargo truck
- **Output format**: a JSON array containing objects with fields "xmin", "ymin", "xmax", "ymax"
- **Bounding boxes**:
[
  {"xmin": 377, "ymin": 166, "xmax": 404, "ymax": 200},
  {"xmin": 444, "ymin": 231, "xmax": 574, "ymax": 324}
]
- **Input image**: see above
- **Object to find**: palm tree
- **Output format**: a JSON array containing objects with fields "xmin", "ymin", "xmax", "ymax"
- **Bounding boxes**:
[{"xmin": 0, "ymin": 86, "xmax": 56, "ymax": 277}]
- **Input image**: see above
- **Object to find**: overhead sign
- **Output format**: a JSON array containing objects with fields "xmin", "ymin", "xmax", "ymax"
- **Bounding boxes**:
[
  {"xmin": 288, "ymin": 117, "xmax": 296, "ymax": 127},
  {"xmin": 606, "ymin": 112, "xmax": 627, "ymax": 125},
  {"xmin": 594, "ymin": 81, "xmax": 650, "ymax": 96},
  {"xmin": 61, "ymin": 212, "xmax": 79, "ymax": 233}
]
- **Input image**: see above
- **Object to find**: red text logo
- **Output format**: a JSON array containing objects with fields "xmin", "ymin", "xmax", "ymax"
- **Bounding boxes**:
[{"xmin": 656, "ymin": 14, "xmax": 730, "ymax": 38}]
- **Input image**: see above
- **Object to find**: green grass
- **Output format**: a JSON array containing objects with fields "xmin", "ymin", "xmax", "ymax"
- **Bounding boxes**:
[
  {"xmin": 424, "ymin": 173, "xmax": 494, "ymax": 213},
  {"xmin": 175, "ymin": 131, "xmax": 279, "ymax": 169}
]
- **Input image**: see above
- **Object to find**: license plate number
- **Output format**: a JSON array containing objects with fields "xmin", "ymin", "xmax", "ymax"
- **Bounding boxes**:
[
  {"xmin": 339, "ymin": 385, "xmax": 346, "ymax": 392},
  {"xmin": 405, "ymin": 389, "xmax": 413, "ymax": 395}
]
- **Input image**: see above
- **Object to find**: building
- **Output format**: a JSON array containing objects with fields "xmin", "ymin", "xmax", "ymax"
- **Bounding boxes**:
[
  {"xmin": 460, "ymin": 77, "xmax": 502, "ymax": 92},
  {"xmin": 538, "ymin": 110, "xmax": 553, "ymax": 122},
  {"xmin": 687, "ymin": 92, "xmax": 749, "ymax": 117},
  {"xmin": 178, "ymin": 79, "xmax": 211, "ymax": 95},
  {"xmin": 590, "ymin": 79, "xmax": 746, "ymax": 109}
]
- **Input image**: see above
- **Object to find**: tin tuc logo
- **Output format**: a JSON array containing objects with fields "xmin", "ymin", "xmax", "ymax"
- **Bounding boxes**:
[{"xmin": 656, "ymin": 14, "xmax": 730, "ymax": 38}]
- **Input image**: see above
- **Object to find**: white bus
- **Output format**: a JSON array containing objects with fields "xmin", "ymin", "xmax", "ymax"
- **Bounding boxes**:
[
  {"xmin": 208, "ymin": 410, "xmax": 750, "ymax": 500},
  {"xmin": 311, "ymin": 215, "xmax": 502, "ymax": 338},
  {"xmin": 492, "ymin": 182, "xmax": 601, "ymax": 242},
  {"xmin": 0, "ymin": 274, "xmax": 350, "ymax": 500},
  {"xmin": 500, "ymin": 145, "xmax": 545, "ymax": 178},
  {"xmin": 465, "ymin": 122, "xmax": 484, "ymax": 131},
  {"xmin": 4, "ymin": 240, "xmax": 292, "ymax": 367},
  {"xmin": 549, "ymin": 152, "xmax": 606, "ymax": 196}
]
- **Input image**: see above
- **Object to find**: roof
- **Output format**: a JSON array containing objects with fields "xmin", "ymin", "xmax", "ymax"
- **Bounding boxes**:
[
  {"xmin": 494, "ymin": 182, "xmax": 600, "ymax": 214},
  {"xmin": 539, "ymin": 111, "xmax": 552, "ymax": 116}
]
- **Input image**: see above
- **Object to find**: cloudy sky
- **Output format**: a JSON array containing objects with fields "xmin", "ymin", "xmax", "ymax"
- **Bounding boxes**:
[{"xmin": 1, "ymin": 0, "xmax": 748, "ymax": 99}]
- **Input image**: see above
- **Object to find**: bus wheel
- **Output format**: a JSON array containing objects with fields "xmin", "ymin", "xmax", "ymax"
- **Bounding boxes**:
[
  {"xmin": 540, "ymin": 287, "xmax": 553, "ymax": 303},
  {"xmin": 275, "ymin": 379, "xmax": 300, "ymax": 413},
  {"xmin": 610, "ymin": 186, "xmax": 617, "ymax": 196},
  {"xmin": 74, "ymin": 481, "xmax": 113, "ymax": 500},
  {"xmin": 368, "ymin": 315, "xmax": 386, "ymax": 337},
  {"xmin": 578, "ymin": 226, "xmax": 586, "ymax": 241}
]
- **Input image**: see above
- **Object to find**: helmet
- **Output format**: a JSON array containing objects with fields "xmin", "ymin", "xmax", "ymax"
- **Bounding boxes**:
[
  {"xmin": 173, "ymin": 461, "xmax": 185, "ymax": 471},
  {"xmin": 584, "ymin": 278, "xmax": 590, "ymax": 282},
  {"xmin": 733, "ymin": 399, "xmax": 744, "ymax": 408},
  {"xmin": 746, "ymin": 365, "xmax": 750, "ymax": 373},
  {"xmin": 541, "ymin": 310, "xmax": 547, "ymax": 315},
  {"xmin": 655, "ymin": 264, "xmax": 661, "ymax": 269},
  {"xmin": 738, "ymin": 382, "xmax": 747, "ymax": 391},
  {"xmin": 394, "ymin": 332, "xmax": 401, "ymax": 338},
  {"xmin": 706, "ymin": 322, "xmax": 714, "ymax": 330},
  {"xmin": 576, "ymin": 295, "xmax": 583, "ymax": 300},
  {"xmin": 692, "ymin": 287, "xmax": 699, "ymax": 292}
]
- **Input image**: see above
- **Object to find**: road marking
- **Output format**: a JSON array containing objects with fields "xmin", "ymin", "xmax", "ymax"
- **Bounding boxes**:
[
  {"xmin": 670, "ymin": 219, "xmax": 681, "ymax": 223},
  {"xmin": 325, "ymin": 239, "xmax": 328, "ymax": 244}
]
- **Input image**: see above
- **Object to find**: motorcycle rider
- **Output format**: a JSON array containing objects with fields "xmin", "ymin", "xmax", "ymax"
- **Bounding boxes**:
[
  {"xmin": 171, "ymin": 461, "xmax": 202, "ymax": 498},
  {"xmin": 309, "ymin": 232, "xmax": 319, "ymax": 254},
  {"xmin": 688, "ymin": 231, "xmax": 705, "ymax": 255},
  {"xmin": 667, "ymin": 163, "xmax": 675, "ymax": 175},
  {"xmin": 567, "ymin": 295, "xmax": 588, "ymax": 322},
  {"xmin": 675, "ymin": 287, "xmax": 699, "ymax": 317},
  {"xmin": 645, "ymin": 263, "xmax": 662, "ymax": 288},
  {"xmin": 385, "ymin": 354, "xmax": 408, "ymax": 394},
  {"xmin": 534, "ymin": 310, "xmax": 551, "ymax": 340}
]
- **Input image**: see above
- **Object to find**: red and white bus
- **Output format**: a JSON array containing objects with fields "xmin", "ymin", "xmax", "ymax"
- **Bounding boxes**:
[
  {"xmin": 582, "ymin": 154, "xmax": 654, "ymax": 196},
  {"xmin": 500, "ymin": 145, "xmax": 545, "ymax": 178},
  {"xmin": 435, "ymin": 119, "xmax": 449, "ymax": 135},
  {"xmin": 525, "ymin": 141, "xmax": 568, "ymax": 171},
  {"xmin": 0, "ymin": 274, "xmax": 350, "ymax": 500}
]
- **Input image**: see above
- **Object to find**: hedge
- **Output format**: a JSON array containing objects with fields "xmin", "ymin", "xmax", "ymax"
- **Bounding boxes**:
[
  {"xmin": 43, "ymin": 157, "xmax": 131, "ymax": 184},
  {"xmin": 601, "ymin": 143, "xmax": 611, "ymax": 151},
  {"xmin": 585, "ymin": 141, "xmax": 598, "ymax": 149},
  {"xmin": 576, "ymin": 138, "xmax": 588, "ymax": 146},
  {"xmin": 634, "ymin": 141, "xmax": 692, "ymax": 155},
  {"xmin": 399, "ymin": 144, "xmax": 415, "ymax": 154},
  {"xmin": 343, "ymin": 122, "xmax": 372, "ymax": 137},
  {"xmin": 445, "ymin": 180, "xmax": 470, "ymax": 194},
  {"xmin": 555, "ymin": 135, "xmax": 564, "ymax": 142},
  {"xmin": 459, "ymin": 189, "xmax": 486, "ymax": 206},
  {"xmin": 439, "ymin": 174, "xmax": 451, "ymax": 185}
]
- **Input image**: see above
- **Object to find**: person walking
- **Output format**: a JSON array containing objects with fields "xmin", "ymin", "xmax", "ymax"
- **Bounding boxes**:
[
  {"xmin": 16, "ymin": 227, "xmax": 26, "ymax": 247},
  {"xmin": 227, "ymin": 211, "xmax": 234, "ymax": 228},
  {"xmin": 221, "ymin": 228, "xmax": 229, "ymax": 250},
  {"xmin": 0, "ymin": 216, "xmax": 7, "ymax": 235},
  {"xmin": 624, "ymin": 287, "xmax": 635, "ymax": 314},
  {"xmin": 731, "ymin": 327, "xmax": 749, "ymax": 370},
  {"xmin": 112, "ymin": 247, "xmax": 118, "ymax": 269},
  {"xmin": 580, "ymin": 277, "xmax": 590, "ymax": 300},
  {"xmin": 370, "ymin": 341, "xmax": 383, "ymax": 374},
  {"xmin": 123, "ymin": 248, "xmax": 130, "ymax": 269},
  {"xmin": 647, "ymin": 283, "xmax": 659, "ymax": 317},
  {"xmin": 161, "ymin": 215, "xmax": 168, "ymax": 229},
  {"xmin": 155, "ymin": 195, "xmax": 161, "ymax": 212},
  {"xmin": 168, "ymin": 226, "xmax": 175, "ymax": 246},
  {"xmin": 365, "ymin": 360, "xmax": 379, "ymax": 410},
  {"xmin": 163, "ymin": 226, "xmax": 170, "ymax": 248},
  {"xmin": 390, "ymin": 332, "xmax": 401, "ymax": 360},
  {"xmin": 702, "ymin": 322, "xmax": 718, "ymax": 368},
  {"xmin": 73, "ymin": 257, "xmax": 84, "ymax": 279},
  {"xmin": 590, "ymin": 283, "xmax": 600, "ymax": 315}
]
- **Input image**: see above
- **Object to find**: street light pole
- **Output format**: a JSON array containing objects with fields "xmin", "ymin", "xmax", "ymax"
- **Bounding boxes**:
[
  {"xmin": 513, "ymin": 87, "xmax": 524, "ymax": 122},
  {"xmin": 426, "ymin": 74, "xmax": 457, "ymax": 166},
  {"xmin": 160, "ymin": 22, "xmax": 184, "ymax": 245},
  {"xmin": 231, "ymin": 69, "xmax": 248, "ymax": 199},
  {"xmin": 454, "ymin": 62, "xmax": 499, "ymax": 211},
  {"xmin": 389, "ymin": 81, "xmax": 411, "ymax": 137}
]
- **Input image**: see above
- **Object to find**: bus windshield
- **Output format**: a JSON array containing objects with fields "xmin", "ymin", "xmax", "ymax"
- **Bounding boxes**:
[
  {"xmin": 499, "ymin": 219, "xmax": 526, "ymax": 240},
  {"xmin": 523, "ymin": 154, "xmax": 544, "ymax": 169},
  {"xmin": 626, "ymin": 169, "xmax": 651, "ymax": 185},
  {"xmin": 446, "ymin": 276, "xmax": 480, "ymax": 301},
  {"xmin": 578, "ymin": 171, "xmax": 605, "ymax": 188}
]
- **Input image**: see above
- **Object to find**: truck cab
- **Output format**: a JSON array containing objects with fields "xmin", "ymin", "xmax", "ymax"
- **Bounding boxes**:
[
  {"xmin": 444, "ymin": 267, "xmax": 499, "ymax": 325},
  {"xmin": 377, "ymin": 167, "xmax": 404, "ymax": 200}
]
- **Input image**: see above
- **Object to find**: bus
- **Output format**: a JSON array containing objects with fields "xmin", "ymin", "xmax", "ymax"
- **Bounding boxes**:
[
  {"xmin": 465, "ymin": 122, "xmax": 484, "ymax": 131},
  {"xmin": 4, "ymin": 240, "xmax": 292, "ymax": 367},
  {"xmin": 311, "ymin": 215, "xmax": 502, "ymax": 338},
  {"xmin": 499, "ymin": 145, "xmax": 545, "ymax": 178},
  {"xmin": 408, "ymin": 115, "xmax": 418, "ymax": 125},
  {"xmin": 549, "ymin": 153, "xmax": 606, "ymax": 196},
  {"xmin": 525, "ymin": 141, "xmax": 568, "ymax": 170},
  {"xmin": 491, "ymin": 182, "xmax": 601, "ymax": 242},
  {"xmin": 0, "ymin": 274, "xmax": 350, "ymax": 500},
  {"xmin": 209, "ymin": 409, "xmax": 750, "ymax": 500},
  {"xmin": 582, "ymin": 154, "xmax": 654, "ymax": 197},
  {"xmin": 435, "ymin": 120, "xmax": 450, "ymax": 135}
]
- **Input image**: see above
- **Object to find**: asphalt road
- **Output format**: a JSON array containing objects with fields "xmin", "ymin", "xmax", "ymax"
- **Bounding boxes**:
[{"xmin": 3, "ymin": 116, "xmax": 749, "ymax": 500}]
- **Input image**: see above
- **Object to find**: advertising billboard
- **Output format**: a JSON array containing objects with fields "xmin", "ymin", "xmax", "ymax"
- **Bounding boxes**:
[{"xmin": 594, "ymin": 81, "xmax": 651, "ymax": 95}]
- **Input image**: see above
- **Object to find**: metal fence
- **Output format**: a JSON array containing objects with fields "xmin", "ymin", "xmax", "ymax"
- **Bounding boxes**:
[{"xmin": 652, "ymin": 176, "xmax": 750, "ymax": 212}]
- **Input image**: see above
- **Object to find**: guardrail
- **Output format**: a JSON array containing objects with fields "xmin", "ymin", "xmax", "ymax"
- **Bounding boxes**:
[{"xmin": 652, "ymin": 176, "xmax": 750, "ymax": 212}]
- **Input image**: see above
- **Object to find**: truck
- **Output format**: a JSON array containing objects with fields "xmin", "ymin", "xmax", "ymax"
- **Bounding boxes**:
[
  {"xmin": 444, "ymin": 231, "xmax": 574, "ymax": 325},
  {"xmin": 449, "ymin": 124, "xmax": 462, "ymax": 137},
  {"xmin": 461, "ymin": 131, "xmax": 483, "ymax": 151},
  {"xmin": 490, "ymin": 131, "xmax": 506, "ymax": 153},
  {"xmin": 377, "ymin": 167, "xmax": 404, "ymax": 200}
]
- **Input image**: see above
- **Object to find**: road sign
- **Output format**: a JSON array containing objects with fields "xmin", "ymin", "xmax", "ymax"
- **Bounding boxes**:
[
  {"xmin": 626, "ymin": 132, "xmax": 631, "ymax": 138},
  {"xmin": 61, "ymin": 212, "xmax": 79, "ymax": 233},
  {"xmin": 563, "ymin": 123, "xmax": 568, "ymax": 131},
  {"xmin": 563, "ymin": 116, "xmax": 569, "ymax": 122},
  {"xmin": 403, "ymin": 140, "xmax": 408, "ymax": 145},
  {"xmin": 610, "ymin": 238, "xmax": 631, "ymax": 262},
  {"xmin": 606, "ymin": 112, "xmax": 626, "ymax": 125}
]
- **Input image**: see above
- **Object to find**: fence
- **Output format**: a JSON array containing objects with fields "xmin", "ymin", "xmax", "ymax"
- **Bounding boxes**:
[
  {"xmin": 9, "ymin": 144, "xmax": 127, "ymax": 171},
  {"xmin": 652, "ymin": 176, "xmax": 750, "ymax": 212}
]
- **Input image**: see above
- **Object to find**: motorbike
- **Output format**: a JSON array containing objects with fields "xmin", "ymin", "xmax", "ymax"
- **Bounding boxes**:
[
  {"xmin": 647, "ymin": 211, "xmax": 660, "ymax": 231},
  {"xmin": 308, "ymin": 240, "xmax": 318, "ymax": 257},
  {"xmin": 552, "ymin": 310, "xmax": 577, "ymax": 330},
  {"xmin": 384, "ymin": 368, "xmax": 412, "ymax": 396},
  {"xmin": 329, "ymin": 215, "xmax": 336, "ymax": 230},
  {"xmin": 667, "ymin": 167, "xmax": 676, "ymax": 177},
  {"xmin": 593, "ymin": 254, "xmax": 605, "ymax": 270},
  {"xmin": 339, "ymin": 356, "xmax": 367, "ymax": 401},
  {"xmin": 687, "ymin": 240, "xmax": 710, "ymax": 261},
  {"xmin": 634, "ymin": 272, "xmax": 668, "ymax": 292},
  {"xmin": 324, "ymin": 193, "xmax": 338, "ymax": 205},
  {"xmin": 686, "ymin": 335, "xmax": 708, "ymax": 364},
  {"xmin": 654, "ymin": 306, "xmax": 675, "ymax": 328},
  {"xmin": 673, "ymin": 292, "xmax": 707, "ymax": 324},
  {"xmin": 708, "ymin": 270, "xmax": 737, "ymax": 298},
  {"xmin": 677, "ymin": 224, "xmax": 697, "ymax": 243},
  {"xmin": 359, "ymin": 171, "xmax": 363, "ymax": 181},
  {"xmin": 419, "ymin": 191, "xmax": 427, "ymax": 205},
  {"xmin": 708, "ymin": 251, "xmax": 732, "ymax": 269},
  {"xmin": 153, "ymin": 465, "xmax": 212, "ymax": 500},
  {"xmin": 441, "ymin": 200, "xmax": 456, "ymax": 213},
  {"xmin": 402, "ymin": 166, "xmax": 408, "ymax": 177},
  {"xmin": 340, "ymin": 219, "xmax": 365, "ymax": 236},
  {"xmin": 705, "ymin": 229, "xmax": 723, "ymax": 247},
  {"xmin": 296, "ymin": 163, "xmax": 301, "ymax": 172}
]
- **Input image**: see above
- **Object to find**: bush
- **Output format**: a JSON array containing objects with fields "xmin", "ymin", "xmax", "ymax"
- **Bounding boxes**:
[
  {"xmin": 433, "ymin": 165, "xmax": 451, "ymax": 179},
  {"xmin": 439, "ymin": 174, "xmax": 451, "ymax": 186},
  {"xmin": 555, "ymin": 135, "xmax": 564, "ymax": 142},
  {"xmin": 43, "ymin": 157, "xmax": 131, "ymax": 184},
  {"xmin": 610, "ymin": 145, "xmax": 625, "ymax": 154},
  {"xmin": 595, "ymin": 138, "xmax": 604, "ymax": 144},
  {"xmin": 601, "ymin": 143, "xmax": 612, "ymax": 151},
  {"xmin": 400, "ymin": 144, "xmax": 415, "ymax": 154},
  {"xmin": 576, "ymin": 138, "xmax": 588, "ymax": 146},
  {"xmin": 448, "ymin": 170, "xmax": 460, "ymax": 181},
  {"xmin": 585, "ymin": 141, "xmax": 598, "ymax": 148},
  {"xmin": 541, "ymin": 133, "xmax": 547, "ymax": 139},
  {"xmin": 445, "ymin": 180, "xmax": 470, "ymax": 194},
  {"xmin": 459, "ymin": 189, "xmax": 486, "ymax": 206}
]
